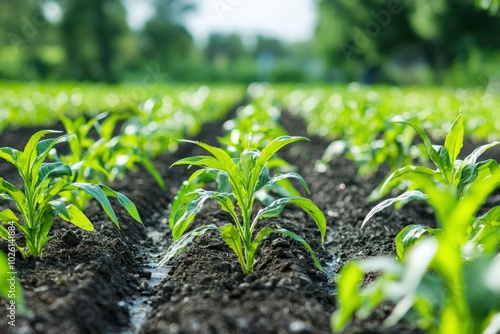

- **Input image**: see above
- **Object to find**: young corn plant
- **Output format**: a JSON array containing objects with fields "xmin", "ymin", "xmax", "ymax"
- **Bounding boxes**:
[
  {"xmin": 316, "ymin": 121, "xmax": 419, "ymax": 175},
  {"xmin": 91, "ymin": 111, "xmax": 165, "ymax": 189},
  {"xmin": 169, "ymin": 108, "xmax": 304, "ymax": 228},
  {"xmin": 169, "ymin": 133, "xmax": 305, "ymax": 226},
  {"xmin": 0, "ymin": 130, "xmax": 142, "ymax": 258},
  {"xmin": 364, "ymin": 114, "xmax": 500, "ymax": 258},
  {"xmin": 332, "ymin": 171, "xmax": 500, "ymax": 334},
  {"xmin": 369, "ymin": 114, "xmax": 500, "ymax": 202},
  {"xmin": 159, "ymin": 136, "xmax": 326, "ymax": 274},
  {"xmin": 52, "ymin": 112, "xmax": 165, "ymax": 209},
  {"xmin": 218, "ymin": 108, "xmax": 301, "ymax": 205}
]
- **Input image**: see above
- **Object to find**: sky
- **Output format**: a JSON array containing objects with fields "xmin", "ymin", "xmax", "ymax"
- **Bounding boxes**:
[{"xmin": 125, "ymin": 0, "xmax": 318, "ymax": 46}]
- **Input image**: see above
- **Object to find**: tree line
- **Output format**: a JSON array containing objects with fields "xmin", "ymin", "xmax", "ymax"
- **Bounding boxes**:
[{"xmin": 1, "ymin": 0, "xmax": 499, "ymax": 84}]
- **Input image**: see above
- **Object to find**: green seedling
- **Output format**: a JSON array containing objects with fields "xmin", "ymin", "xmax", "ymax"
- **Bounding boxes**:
[
  {"xmin": 52, "ymin": 112, "xmax": 165, "ymax": 209},
  {"xmin": 369, "ymin": 114, "xmax": 500, "ymax": 202},
  {"xmin": 219, "ymin": 106, "xmax": 300, "ymax": 205},
  {"xmin": 364, "ymin": 114, "xmax": 500, "ymax": 258},
  {"xmin": 316, "ymin": 122, "xmax": 419, "ymax": 175},
  {"xmin": 170, "ymin": 102, "xmax": 305, "ymax": 228},
  {"xmin": 332, "ymin": 170, "xmax": 500, "ymax": 334},
  {"xmin": 0, "ymin": 130, "xmax": 142, "ymax": 258},
  {"xmin": 159, "ymin": 136, "xmax": 326, "ymax": 274}
]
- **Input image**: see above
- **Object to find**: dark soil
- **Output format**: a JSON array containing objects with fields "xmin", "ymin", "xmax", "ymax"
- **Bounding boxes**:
[{"xmin": 1, "ymin": 109, "xmax": 499, "ymax": 334}]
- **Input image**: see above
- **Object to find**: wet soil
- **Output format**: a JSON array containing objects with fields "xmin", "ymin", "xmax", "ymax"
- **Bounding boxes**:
[{"xmin": 1, "ymin": 110, "xmax": 499, "ymax": 334}]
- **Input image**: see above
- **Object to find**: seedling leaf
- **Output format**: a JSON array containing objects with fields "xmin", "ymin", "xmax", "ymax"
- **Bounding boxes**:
[
  {"xmin": 71, "ymin": 183, "xmax": 119, "ymax": 227},
  {"xmin": 255, "ymin": 197, "xmax": 326, "ymax": 243},
  {"xmin": 0, "ymin": 208, "xmax": 19, "ymax": 222},
  {"xmin": 369, "ymin": 166, "xmax": 436, "ymax": 201},
  {"xmin": 363, "ymin": 190, "xmax": 428, "ymax": 228},
  {"xmin": 58, "ymin": 204, "xmax": 95, "ymax": 231},
  {"xmin": 220, "ymin": 224, "xmax": 245, "ymax": 269},
  {"xmin": 395, "ymin": 224, "xmax": 437, "ymax": 259},
  {"xmin": 444, "ymin": 114, "xmax": 464, "ymax": 164},
  {"xmin": 158, "ymin": 224, "xmax": 218, "ymax": 267}
]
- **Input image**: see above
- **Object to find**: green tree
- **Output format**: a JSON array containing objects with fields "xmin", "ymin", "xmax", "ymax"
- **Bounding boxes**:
[
  {"xmin": 205, "ymin": 33, "xmax": 246, "ymax": 63},
  {"xmin": 254, "ymin": 36, "xmax": 287, "ymax": 58},
  {"xmin": 0, "ymin": 0, "xmax": 61, "ymax": 80},
  {"xmin": 59, "ymin": 0, "xmax": 130, "ymax": 82},
  {"xmin": 141, "ymin": 0, "xmax": 194, "ymax": 75},
  {"xmin": 316, "ymin": 0, "xmax": 500, "ymax": 83}
]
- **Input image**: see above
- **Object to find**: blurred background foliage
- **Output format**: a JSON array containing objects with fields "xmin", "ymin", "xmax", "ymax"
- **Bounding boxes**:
[
  {"xmin": 0, "ymin": 0, "xmax": 499, "ymax": 86},
  {"xmin": 317, "ymin": 0, "xmax": 500, "ymax": 86}
]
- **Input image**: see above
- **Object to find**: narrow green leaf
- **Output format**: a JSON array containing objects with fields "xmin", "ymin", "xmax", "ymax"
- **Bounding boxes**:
[
  {"xmin": 36, "ymin": 162, "xmax": 72, "ymax": 188},
  {"xmin": 185, "ymin": 140, "xmax": 243, "ymax": 193},
  {"xmin": 456, "ymin": 164, "xmax": 478, "ymax": 197},
  {"xmin": 172, "ymin": 189, "xmax": 235, "ymax": 239},
  {"xmin": 49, "ymin": 199, "xmax": 71, "ymax": 221},
  {"xmin": 38, "ymin": 211, "xmax": 55, "ymax": 249},
  {"xmin": 19, "ymin": 130, "xmax": 62, "ymax": 175},
  {"xmin": 58, "ymin": 204, "xmax": 95, "ymax": 231},
  {"xmin": 255, "ymin": 197, "xmax": 326, "ymax": 243},
  {"xmin": 59, "ymin": 114, "xmax": 77, "ymax": 134},
  {"xmin": 220, "ymin": 224, "xmax": 246, "ymax": 270},
  {"xmin": 45, "ymin": 178, "xmax": 68, "ymax": 203},
  {"xmin": 255, "ymin": 165, "xmax": 271, "ymax": 192},
  {"xmin": 0, "ymin": 225, "xmax": 10, "ymax": 240},
  {"xmin": 172, "ymin": 190, "xmax": 211, "ymax": 239},
  {"xmin": 391, "ymin": 118, "xmax": 447, "ymax": 180},
  {"xmin": 444, "ymin": 114, "xmax": 464, "ymax": 164},
  {"xmin": 363, "ymin": 190, "xmax": 428, "ymax": 228},
  {"xmin": 464, "ymin": 141, "xmax": 500, "ymax": 165},
  {"xmin": 101, "ymin": 185, "xmax": 142, "ymax": 224},
  {"xmin": 32, "ymin": 134, "xmax": 70, "ymax": 186},
  {"xmin": 259, "ymin": 136, "xmax": 308, "ymax": 167},
  {"xmin": 172, "ymin": 156, "xmax": 224, "ymax": 170},
  {"xmin": 263, "ymin": 172, "xmax": 310, "ymax": 194},
  {"xmin": 0, "ymin": 147, "xmax": 19, "ymax": 165},
  {"xmin": 239, "ymin": 149, "xmax": 260, "ymax": 179},
  {"xmin": 435, "ymin": 145, "xmax": 452, "ymax": 173},
  {"xmin": 0, "ymin": 209, "xmax": 19, "ymax": 223},
  {"xmin": 215, "ymin": 170, "xmax": 231, "ymax": 192},
  {"xmin": 476, "ymin": 159, "xmax": 500, "ymax": 182},
  {"xmin": 0, "ymin": 178, "xmax": 26, "ymax": 208},
  {"xmin": 169, "ymin": 170, "xmax": 214, "ymax": 229},
  {"xmin": 246, "ymin": 227, "xmax": 275, "ymax": 270},
  {"xmin": 35, "ymin": 135, "xmax": 69, "ymax": 158},
  {"xmin": 331, "ymin": 262, "xmax": 364, "ymax": 331},
  {"xmin": 158, "ymin": 224, "xmax": 218, "ymax": 267},
  {"xmin": 70, "ymin": 183, "xmax": 119, "ymax": 227},
  {"xmin": 477, "ymin": 206, "xmax": 500, "ymax": 225},
  {"xmin": 472, "ymin": 206, "xmax": 500, "ymax": 243},
  {"xmin": 369, "ymin": 166, "xmax": 436, "ymax": 201},
  {"xmin": 177, "ymin": 139, "xmax": 236, "ymax": 171},
  {"xmin": 274, "ymin": 179, "xmax": 302, "ymax": 197},
  {"xmin": 276, "ymin": 228, "xmax": 322, "ymax": 270},
  {"xmin": 395, "ymin": 224, "xmax": 437, "ymax": 259},
  {"xmin": 251, "ymin": 227, "xmax": 274, "ymax": 252},
  {"xmin": 140, "ymin": 155, "xmax": 166, "ymax": 190},
  {"xmin": 255, "ymin": 197, "xmax": 291, "ymax": 218}
]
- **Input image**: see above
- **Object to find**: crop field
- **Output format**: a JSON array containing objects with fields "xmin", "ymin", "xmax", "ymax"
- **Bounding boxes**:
[{"xmin": 1, "ymin": 83, "xmax": 500, "ymax": 334}]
